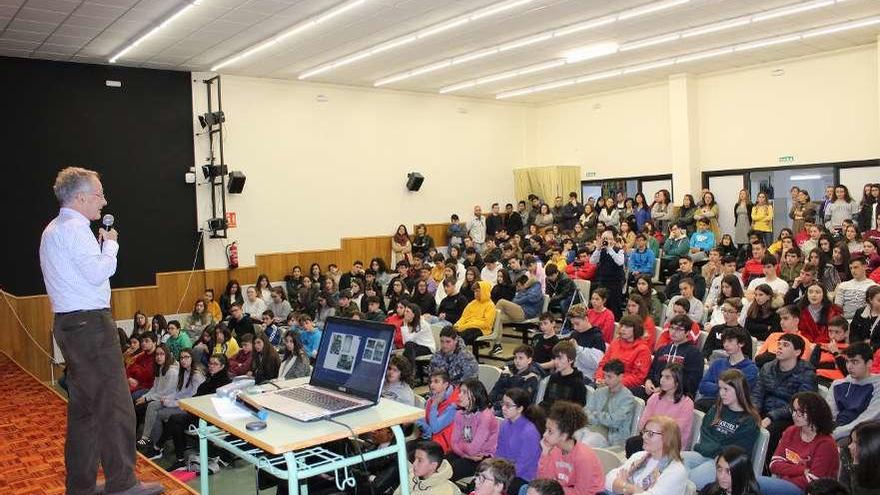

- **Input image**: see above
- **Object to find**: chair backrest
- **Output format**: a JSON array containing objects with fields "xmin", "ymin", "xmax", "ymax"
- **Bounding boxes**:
[
  {"xmin": 818, "ymin": 384, "xmax": 831, "ymax": 402},
  {"xmin": 652, "ymin": 258, "xmax": 661, "ymax": 283},
  {"xmin": 593, "ymin": 447, "xmax": 623, "ymax": 474},
  {"xmin": 541, "ymin": 294, "xmax": 550, "ymax": 313},
  {"xmin": 696, "ymin": 331, "xmax": 708, "ymax": 352},
  {"xmin": 630, "ymin": 396, "xmax": 646, "ymax": 436},
  {"xmin": 751, "ymin": 336, "xmax": 758, "ymax": 359},
  {"xmin": 430, "ymin": 323, "xmax": 443, "ymax": 350},
  {"xmin": 689, "ymin": 409, "xmax": 705, "ymax": 450},
  {"xmin": 535, "ymin": 376, "xmax": 550, "ymax": 404},
  {"xmin": 752, "ymin": 427, "xmax": 770, "ymax": 478},
  {"xmin": 413, "ymin": 394, "xmax": 427, "ymax": 409},
  {"xmin": 478, "ymin": 364, "xmax": 502, "ymax": 393},
  {"xmin": 573, "ymin": 279, "xmax": 591, "ymax": 305}
]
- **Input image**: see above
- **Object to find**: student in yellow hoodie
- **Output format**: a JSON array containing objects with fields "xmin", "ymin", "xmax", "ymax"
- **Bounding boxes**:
[
  {"xmin": 454, "ymin": 280, "xmax": 498, "ymax": 355},
  {"xmin": 393, "ymin": 441, "xmax": 459, "ymax": 495}
]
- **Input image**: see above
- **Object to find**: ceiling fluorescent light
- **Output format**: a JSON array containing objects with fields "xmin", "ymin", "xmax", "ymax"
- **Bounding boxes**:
[
  {"xmin": 790, "ymin": 174, "xmax": 822, "ymax": 181},
  {"xmin": 802, "ymin": 15, "xmax": 880, "ymax": 37},
  {"xmin": 452, "ymin": 48, "xmax": 499, "ymax": 65},
  {"xmin": 497, "ymin": 88, "xmax": 535, "ymax": 99},
  {"xmin": 440, "ymin": 81, "xmax": 477, "ymax": 94},
  {"xmin": 622, "ymin": 58, "xmax": 676, "ymax": 74},
  {"xmin": 552, "ymin": 15, "xmax": 617, "ymax": 37},
  {"xmin": 577, "ymin": 69, "xmax": 623, "ymax": 83},
  {"xmin": 619, "ymin": 33, "xmax": 680, "ymax": 51},
  {"xmin": 675, "ymin": 47, "xmax": 733, "ymax": 63},
  {"xmin": 109, "ymin": 1, "xmax": 198, "ymax": 63},
  {"xmin": 680, "ymin": 16, "xmax": 751, "ymax": 38},
  {"xmin": 301, "ymin": 0, "xmax": 535, "ymax": 80},
  {"xmin": 752, "ymin": 0, "xmax": 834, "ymax": 22},
  {"xmin": 499, "ymin": 33, "xmax": 553, "ymax": 51},
  {"xmin": 564, "ymin": 42, "xmax": 620, "ymax": 63},
  {"xmin": 734, "ymin": 34, "xmax": 801, "ymax": 52},
  {"xmin": 211, "ymin": 0, "xmax": 366, "ymax": 71},
  {"xmin": 618, "ymin": 0, "xmax": 691, "ymax": 21}
]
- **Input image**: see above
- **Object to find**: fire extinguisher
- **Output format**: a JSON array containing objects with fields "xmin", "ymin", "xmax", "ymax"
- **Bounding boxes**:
[{"xmin": 226, "ymin": 242, "xmax": 239, "ymax": 269}]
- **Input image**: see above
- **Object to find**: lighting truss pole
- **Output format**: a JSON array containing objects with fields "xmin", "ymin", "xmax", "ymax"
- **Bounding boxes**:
[{"xmin": 203, "ymin": 75, "xmax": 228, "ymax": 239}]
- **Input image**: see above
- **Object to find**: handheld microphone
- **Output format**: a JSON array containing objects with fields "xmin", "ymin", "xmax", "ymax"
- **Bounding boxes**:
[{"xmin": 102, "ymin": 214, "xmax": 114, "ymax": 230}]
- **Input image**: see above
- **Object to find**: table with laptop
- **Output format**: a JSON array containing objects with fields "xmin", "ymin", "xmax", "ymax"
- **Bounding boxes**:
[{"xmin": 179, "ymin": 317, "xmax": 423, "ymax": 495}]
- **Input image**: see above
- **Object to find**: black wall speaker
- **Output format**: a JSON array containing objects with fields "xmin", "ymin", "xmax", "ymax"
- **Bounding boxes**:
[
  {"xmin": 406, "ymin": 172, "xmax": 424, "ymax": 192},
  {"xmin": 227, "ymin": 171, "xmax": 246, "ymax": 194}
]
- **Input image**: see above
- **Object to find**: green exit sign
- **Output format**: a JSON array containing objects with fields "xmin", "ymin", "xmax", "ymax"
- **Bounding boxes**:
[{"xmin": 778, "ymin": 155, "xmax": 795, "ymax": 163}]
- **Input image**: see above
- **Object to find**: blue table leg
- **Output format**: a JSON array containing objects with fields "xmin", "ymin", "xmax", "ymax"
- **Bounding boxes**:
[
  {"xmin": 284, "ymin": 451, "xmax": 300, "ymax": 495},
  {"xmin": 199, "ymin": 418, "xmax": 209, "ymax": 495},
  {"xmin": 391, "ymin": 424, "xmax": 410, "ymax": 495}
]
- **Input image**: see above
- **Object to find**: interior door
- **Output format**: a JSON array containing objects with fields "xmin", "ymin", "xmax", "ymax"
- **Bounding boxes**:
[{"xmin": 709, "ymin": 174, "xmax": 745, "ymax": 240}]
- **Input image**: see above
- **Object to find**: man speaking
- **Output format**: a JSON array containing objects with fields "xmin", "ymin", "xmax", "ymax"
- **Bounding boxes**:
[{"xmin": 40, "ymin": 167, "xmax": 162, "ymax": 495}]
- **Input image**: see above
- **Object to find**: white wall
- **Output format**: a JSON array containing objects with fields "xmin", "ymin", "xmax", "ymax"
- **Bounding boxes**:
[{"xmin": 192, "ymin": 75, "xmax": 531, "ymax": 268}]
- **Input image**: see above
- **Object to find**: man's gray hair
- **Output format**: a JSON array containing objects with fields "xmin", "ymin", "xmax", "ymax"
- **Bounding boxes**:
[{"xmin": 53, "ymin": 167, "xmax": 99, "ymax": 205}]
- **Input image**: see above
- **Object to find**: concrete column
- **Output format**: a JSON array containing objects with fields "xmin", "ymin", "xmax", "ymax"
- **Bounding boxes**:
[{"xmin": 668, "ymin": 73, "xmax": 702, "ymax": 201}]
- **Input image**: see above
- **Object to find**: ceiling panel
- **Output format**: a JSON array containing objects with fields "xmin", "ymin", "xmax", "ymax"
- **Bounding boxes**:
[{"xmin": 1, "ymin": 0, "xmax": 878, "ymax": 104}]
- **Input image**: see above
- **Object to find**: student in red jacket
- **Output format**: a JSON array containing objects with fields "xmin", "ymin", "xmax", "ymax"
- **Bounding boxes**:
[
  {"xmin": 742, "ymin": 241, "xmax": 768, "ymax": 287},
  {"xmin": 797, "ymin": 283, "xmax": 842, "ymax": 344},
  {"xmin": 594, "ymin": 315, "xmax": 652, "ymax": 391},
  {"xmin": 415, "ymin": 370, "xmax": 461, "ymax": 452},
  {"xmin": 565, "ymin": 249, "xmax": 596, "ymax": 281},
  {"xmin": 587, "ymin": 288, "xmax": 616, "ymax": 344},
  {"xmin": 127, "ymin": 331, "xmax": 157, "ymax": 399},
  {"xmin": 227, "ymin": 333, "xmax": 254, "ymax": 377}
]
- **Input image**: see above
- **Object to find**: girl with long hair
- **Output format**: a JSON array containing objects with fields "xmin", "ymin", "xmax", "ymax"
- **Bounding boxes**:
[
  {"xmin": 824, "ymin": 185, "xmax": 859, "ymax": 235},
  {"xmin": 744, "ymin": 284, "xmax": 780, "ymax": 341},
  {"xmin": 751, "ymin": 191, "xmax": 774, "ymax": 247},
  {"xmin": 447, "ymin": 378, "xmax": 499, "ymax": 481},
  {"xmin": 132, "ymin": 310, "xmax": 150, "ymax": 336},
  {"xmin": 734, "ymin": 190, "xmax": 754, "ymax": 248},
  {"xmin": 698, "ymin": 446, "xmax": 761, "ymax": 495},
  {"xmin": 696, "ymin": 190, "xmax": 721, "ymax": 240},
  {"xmin": 625, "ymin": 363, "xmax": 695, "ymax": 457},
  {"xmin": 495, "ymin": 387, "xmax": 545, "ymax": 495},
  {"xmin": 678, "ymin": 194, "xmax": 697, "ymax": 236},
  {"xmin": 631, "ymin": 274, "xmax": 665, "ymax": 324},
  {"xmin": 278, "ymin": 331, "xmax": 311, "ymax": 380},
  {"xmin": 250, "ymin": 332, "xmax": 280, "ymax": 384},
  {"xmin": 651, "ymin": 189, "xmax": 674, "ymax": 235},
  {"xmin": 220, "ymin": 279, "xmax": 244, "ymax": 318},
  {"xmin": 797, "ymin": 282, "xmax": 842, "ymax": 344}
]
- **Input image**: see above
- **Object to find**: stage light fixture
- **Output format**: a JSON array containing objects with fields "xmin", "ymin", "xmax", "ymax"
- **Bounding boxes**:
[{"xmin": 198, "ymin": 110, "xmax": 225, "ymax": 129}]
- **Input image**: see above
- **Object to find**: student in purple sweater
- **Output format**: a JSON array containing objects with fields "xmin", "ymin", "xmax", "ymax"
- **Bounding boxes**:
[
  {"xmin": 496, "ymin": 387, "xmax": 545, "ymax": 495},
  {"xmin": 447, "ymin": 377, "xmax": 499, "ymax": 482}
]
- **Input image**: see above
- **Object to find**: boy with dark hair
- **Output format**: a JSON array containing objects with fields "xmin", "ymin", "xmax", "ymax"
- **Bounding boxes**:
[
  {"xmin": 393, "ymin": 440, "xmax": 458, "ymax": 495},
  {"xmin": 532, "ymin": 313, "xmax": 560, "ymax": 373},
  {"xmin": 544, "ymin": 263, "xmax": 576, "ymax": 315},
  {"xmin": 747, "ymin": 254, "xmax": 790, "ymax": 296},
  {"xmin": 227, "ymin": 333, "xmax": 254, "ymax": 377},
  {"xmin": 336, "ymin": 289, "xmax": 359, "ymax": 318},
  {"xmin": 696, "ymin": 326, "xmax": 758, "ymax": 411},
  {"xmin": 490, "ymin": 345, "xmax": 542, "ymax": 413},
  {"xmin": 741, "ymin": 240, "xmax": 768, "ymax": 286},
  {"xmin": 364, "ymin": 296, "xmax": 386, "ymax": 322},
  {"xmin": 583, "ymin": 359, "xmax": 635, "ymax": 447},
  {"xmin": 436, "ymin": 278, "xmax": 468, "ymax": 325},
  {"xmin": 809, "ymin": 316, "xmax": 850, "ymax": 385},
  {"xmin": 429, "ymin": 325, "xmax": 479, "ymax": 385},
  {"xmin": 828, "ymin": 342, "xmax": 880, "ymax": 440},
  {"xmin": 127, "ymin": 331, "xmax": 157, "ymax": 398},
  {"xmin": 664, "ymin": 277, "xmax": 704, "ymax": 324},
  {"xmin": 665, "ymin": 257, "xmax": 707, "ymax": 301},
  {"xmin": 566, "ymin": 304, "xmax": 606, "ymax": 384},
  {"xmin": 298, "ymin": 315, "xmax": 322, "ymax": 359},
  {"xmin": 835, "ymin": 257, "xmax": 878, "ymax": 319},
  {"xmin": 527, "ymin": 479, "xmax": 564, "ymax": 495},
  {"xmin": 702, "ymin": 297, "xmax": 751, "ymax": 359},
  {"xmin": 260, "ymin": 310, "xmax": 281, "ymax": 347},
  {"xmin": 414, "ymin": 371, "xmax": 460, "ymax": 452},
  {"xmin": 643, "ymin": 314, "xmax": 703, "ymax": 399},
  {"xmin": 539, "ymin": 340, "xmax": 587, "ymax": 411}
]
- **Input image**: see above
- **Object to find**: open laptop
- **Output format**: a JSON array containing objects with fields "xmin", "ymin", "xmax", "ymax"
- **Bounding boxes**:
[{"xmin": 247, "ymin": 316, "xmax": 395, "ymax": 422}]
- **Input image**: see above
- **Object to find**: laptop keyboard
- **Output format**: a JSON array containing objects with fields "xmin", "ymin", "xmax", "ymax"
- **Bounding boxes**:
[{"xmin": 278, "ymin": 388, "xmax": 359, "ymax": 412}]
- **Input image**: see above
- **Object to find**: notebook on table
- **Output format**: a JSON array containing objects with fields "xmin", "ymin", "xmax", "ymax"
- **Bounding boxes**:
[{"xmin": 246, "ymin": 316, "xmax": 394, "ymax": 422}]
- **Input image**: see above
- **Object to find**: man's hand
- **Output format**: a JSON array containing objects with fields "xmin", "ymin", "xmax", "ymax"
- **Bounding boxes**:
[{"xmin": 99, "ymin": 228, "xmax": 118, "ymax": 243}]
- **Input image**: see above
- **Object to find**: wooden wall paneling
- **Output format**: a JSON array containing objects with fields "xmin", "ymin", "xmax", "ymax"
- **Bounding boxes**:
[
  {"xmin": 157, "ymin": 271, "xmax": 206, "ymax": 316},
  {"xmin": 0, "ymin": 291, "xmax": 19, "ymax": 364},
  {"xmin": 12, "ymin": 295, "xmax": 55, "ymax": 381},
  {"xmin": 110, "ymin": 286, "xmax": 159, "ymax": 320},
  {"xmin": 425, "ymin": 223, "xmax": 450, "ymax": 247},
  {"xmin": 203, "ymin": 267, "xmax": 257, "ymax": 299}
]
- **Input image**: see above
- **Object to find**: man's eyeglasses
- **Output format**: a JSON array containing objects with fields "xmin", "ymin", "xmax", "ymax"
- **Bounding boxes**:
[{"xmin": 475, "ymin": 473, "xmax": 497, "ymax": 485}]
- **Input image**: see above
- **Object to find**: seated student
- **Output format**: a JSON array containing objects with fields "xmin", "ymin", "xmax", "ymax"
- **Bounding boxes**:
[
  {"xmin": 784, "ymin": 264, "xmax": 819, "ymax": 306},
  {"xmin": 755, "ymin": 305, "xmax": 815, "ymax": 368},
  {"xmin": 249, "ymin": 333, "xmax": 280, "ymax": 385},
  {"xmin": 565, "ymin": 248, "xmax": 597, "ymax": 281},
  {"xmin": 539, "ymin": 341, "xmax": 588, "ymax": 411},
  {"xmin": 697, "ymin": 327, "xmax": 759, "ymax": 412},
  {"xmin": 655, "ymin": 298, "xmax": 702, "ymax": 350},
  {"xmin": 594, "ymin": 315, "xmax": 652, "ymax": 393},
  {"xmin": 742, "ymin": 241, "xmax": 769, "ymax": 287},
  {"xmin": 536, "ymin": 401, "xmax": 604, "ymax": 495},
  {"xmin": 453, "ymin": 280, "xmax": 497, "ymax": 356},
  {"xmin": 385, "ymin": 300, "xmax": 408, "ymax": 348},
  {"xmin": 415, "ymin": 370, "xmax": 461, "ymax": 452},
  {"xmin": 844, "ymin": 420, "xmax": 880, "ymax": 495},
  {"xmin": 277, "ymin": 331, "xmax": 311, "ymax": 380},
  {"xmin": 758, "ymin": 392, "xmax": 839, "ymax": 495},
  {"xmin": 490, "ymin": 269, "xmax": 516, "ymax": 304},
  {"xmin": 381, "ymin": 354, "xmax": 415, "ymax": 406},
  {"xmin": 835, "ymin": 257, "xmax": 878, "ymax": 320},
  {"xmin": 123, "ymin": 334, "xmax": 141, "ymax": 367},
  {"xmin": 804, "ymin": 479, "xmax": 849, "ymax": 495},
  {"xmin": 705, "ymin": 274, "xmax": 746, "ymax": 332},
  {"xmin": 682, "ymin": 369, "xmax": 762, "ymax": 489},
  {"xmin": 587, "ymin": 288, "xmax": 616, "ymax": 344},
  {"xmin": 164, "ymin": 320, "xmax": 192, "ymax": 361},
  {"xmin": 666, "ymin": 257, "xmax": 707, "ymax": 302},
  {"xmin": 828, "ymin": 342, "xmax": 880, "ymax": 441},
  {"xmin": 565, "ymin": 304, "xmax": 606, "ymax": 384},
  {"xmin": 665, "ymin": 277, "xmax": 705, "ymax": 325},
  {"xmin": 428, "ymin": 325, "xmax": 479, "ymax": 386},
  {"xmin": 134, "ymin": 343, "xmax": 179, "ymax": 434},
  {"xmin": 661, "ymin": 223, "xmax": 691, "ymax": 281},
  {"xmin": 490, "ymin": 345, "xmax": 542, "ymax": 414},
  {"xmin": 778, "ymin": 248, "xmax": 804, "ymax": 287},
  {"xmin": 544, "ymin": 263, "xmax": 576, "ymax": 315},
  {"xmin": 702, "ymin": 251, "xmax": 731, "ymax": 299},
  {"xmin": 267, "ymin": 287, "xmax": 292, "ymax": 323},
  {"xmin": 393, "ymin": 440, "xmax": 458, "ymax": 495},
  {"xmin": 446, "ymin": 378, "xmax": 499, "ymax": 481},
  {"xmin": 336, "ymin": 289, "xmax": 360, "ymax": 318},
  {"xmin": 468, "ymin": 458, "xmax": 517, "ymax": 495},
  {"xmin": 496, "ymin": 388, "xmax": 544, "ymax": 495},
  {"xmin": 531, "ymin": 313, "xmax": 560, "ymax": 374},
  {"xmin": 744, "ymin": 283, "xmax": 782, "ymax": 342},
  {"xmin": 435, "ymin": 277, "xmax": 469, "ymax": 325},
  {"xmin": 625, "ymin": 294, "xmax": 659, "ymax": 346},
  {"xmin": 211, "ymin": 322, "xmax": 240, "ymax": 360},
  {"xmin": 127, "ymin": 332, "xmax": 157, "ymax": 399},
  {"xmin": 581, "ymin": 359, "xmax": 636, "ymax": 448},
  {"xmin": 689, "ymin": 218, "xmax": 717, "ymax": 263},
  {"xmin": 643, "ymin": 314, "xmax": 704, "ymax": 400},
  {"xmin": 798, "ymin": 282, "xmax": 843, "ymax": 344},
  {"xmin": 632, "ymin": 274, "xmax": 666, "ymax": 324},
  {"xmin": 227, "ymin": 333, "xmax": 254, "ymax": 377},
  {"xmin": 297, "ymin": 314, "xmax": 322, "ymax": 359},
  {"xmin": 752, "ymin": 332, "xmax": 818, "ymax": 471},
  {"xmin": 606, "ymin": 415, "xmax": 689, "ymax": 495},
  {"xmin": 698, "ymin": 446, "xmax": 762, "ymax": 495},
  {"xmin": 747, "ymin": 254, "xmax": 791, "ymax": 296},
  {"xmin": 628, "ymin": 234, "xmax": 657, "ymax": 284},
  {"xmin": 227, "ymin": 303, "xmax": 255, "ymax": 340},
  {"xmin": 703, "ymin": 298, "xmax": 752, "ymax": 360},
  {"xmin": 496, "ymin": 274, "xmax": 544, "ymax": 325},
  {"xmin": 526, "ymin": 479, "xmax": 564, "ymax": 495},
  {"xmin": 481, "ymin": 254, "xmax": 503, "ymax": 287},
  {"xmin": 809, "ymin": 316, "xmax": 850, "ymax": 385},
  {"xmin": 259, "ymin": 311, "xmax": 282, "ymax": 348},
  {"xmin": 850, "ymin": 285, "xmax": 880, "ymax": 345},
  {"xmin": 400, "ymin": 303, "xmax": 436, "ymax": 372},
  {"xmin": 363, "ymin": 295, "xmax": 386, "ymax": 322},
  {"xmin": 626, "ymin": 363, "xmax": 695, "ymax": 457}
]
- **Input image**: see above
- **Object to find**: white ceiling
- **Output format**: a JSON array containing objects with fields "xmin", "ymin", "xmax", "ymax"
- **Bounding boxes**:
[{"xmin": 2, "ymin": 0, "xmax": 879, "ymax": 103}]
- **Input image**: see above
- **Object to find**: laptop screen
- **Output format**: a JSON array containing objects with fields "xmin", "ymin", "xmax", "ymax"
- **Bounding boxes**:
[{"xmin": 310, "ymin": 317, "xmax": 395, "ymax": 402}]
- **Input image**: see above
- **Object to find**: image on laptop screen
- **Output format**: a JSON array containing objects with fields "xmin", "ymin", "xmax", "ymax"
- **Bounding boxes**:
[{"xmin": 311, "ymin": 317, "xmax": 394, "ymax": 401}]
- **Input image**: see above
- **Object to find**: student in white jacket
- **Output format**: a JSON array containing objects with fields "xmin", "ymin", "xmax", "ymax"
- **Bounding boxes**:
[{"xmin": 605, "ymin": 415, "xmax": 688, "ymax": 495}]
